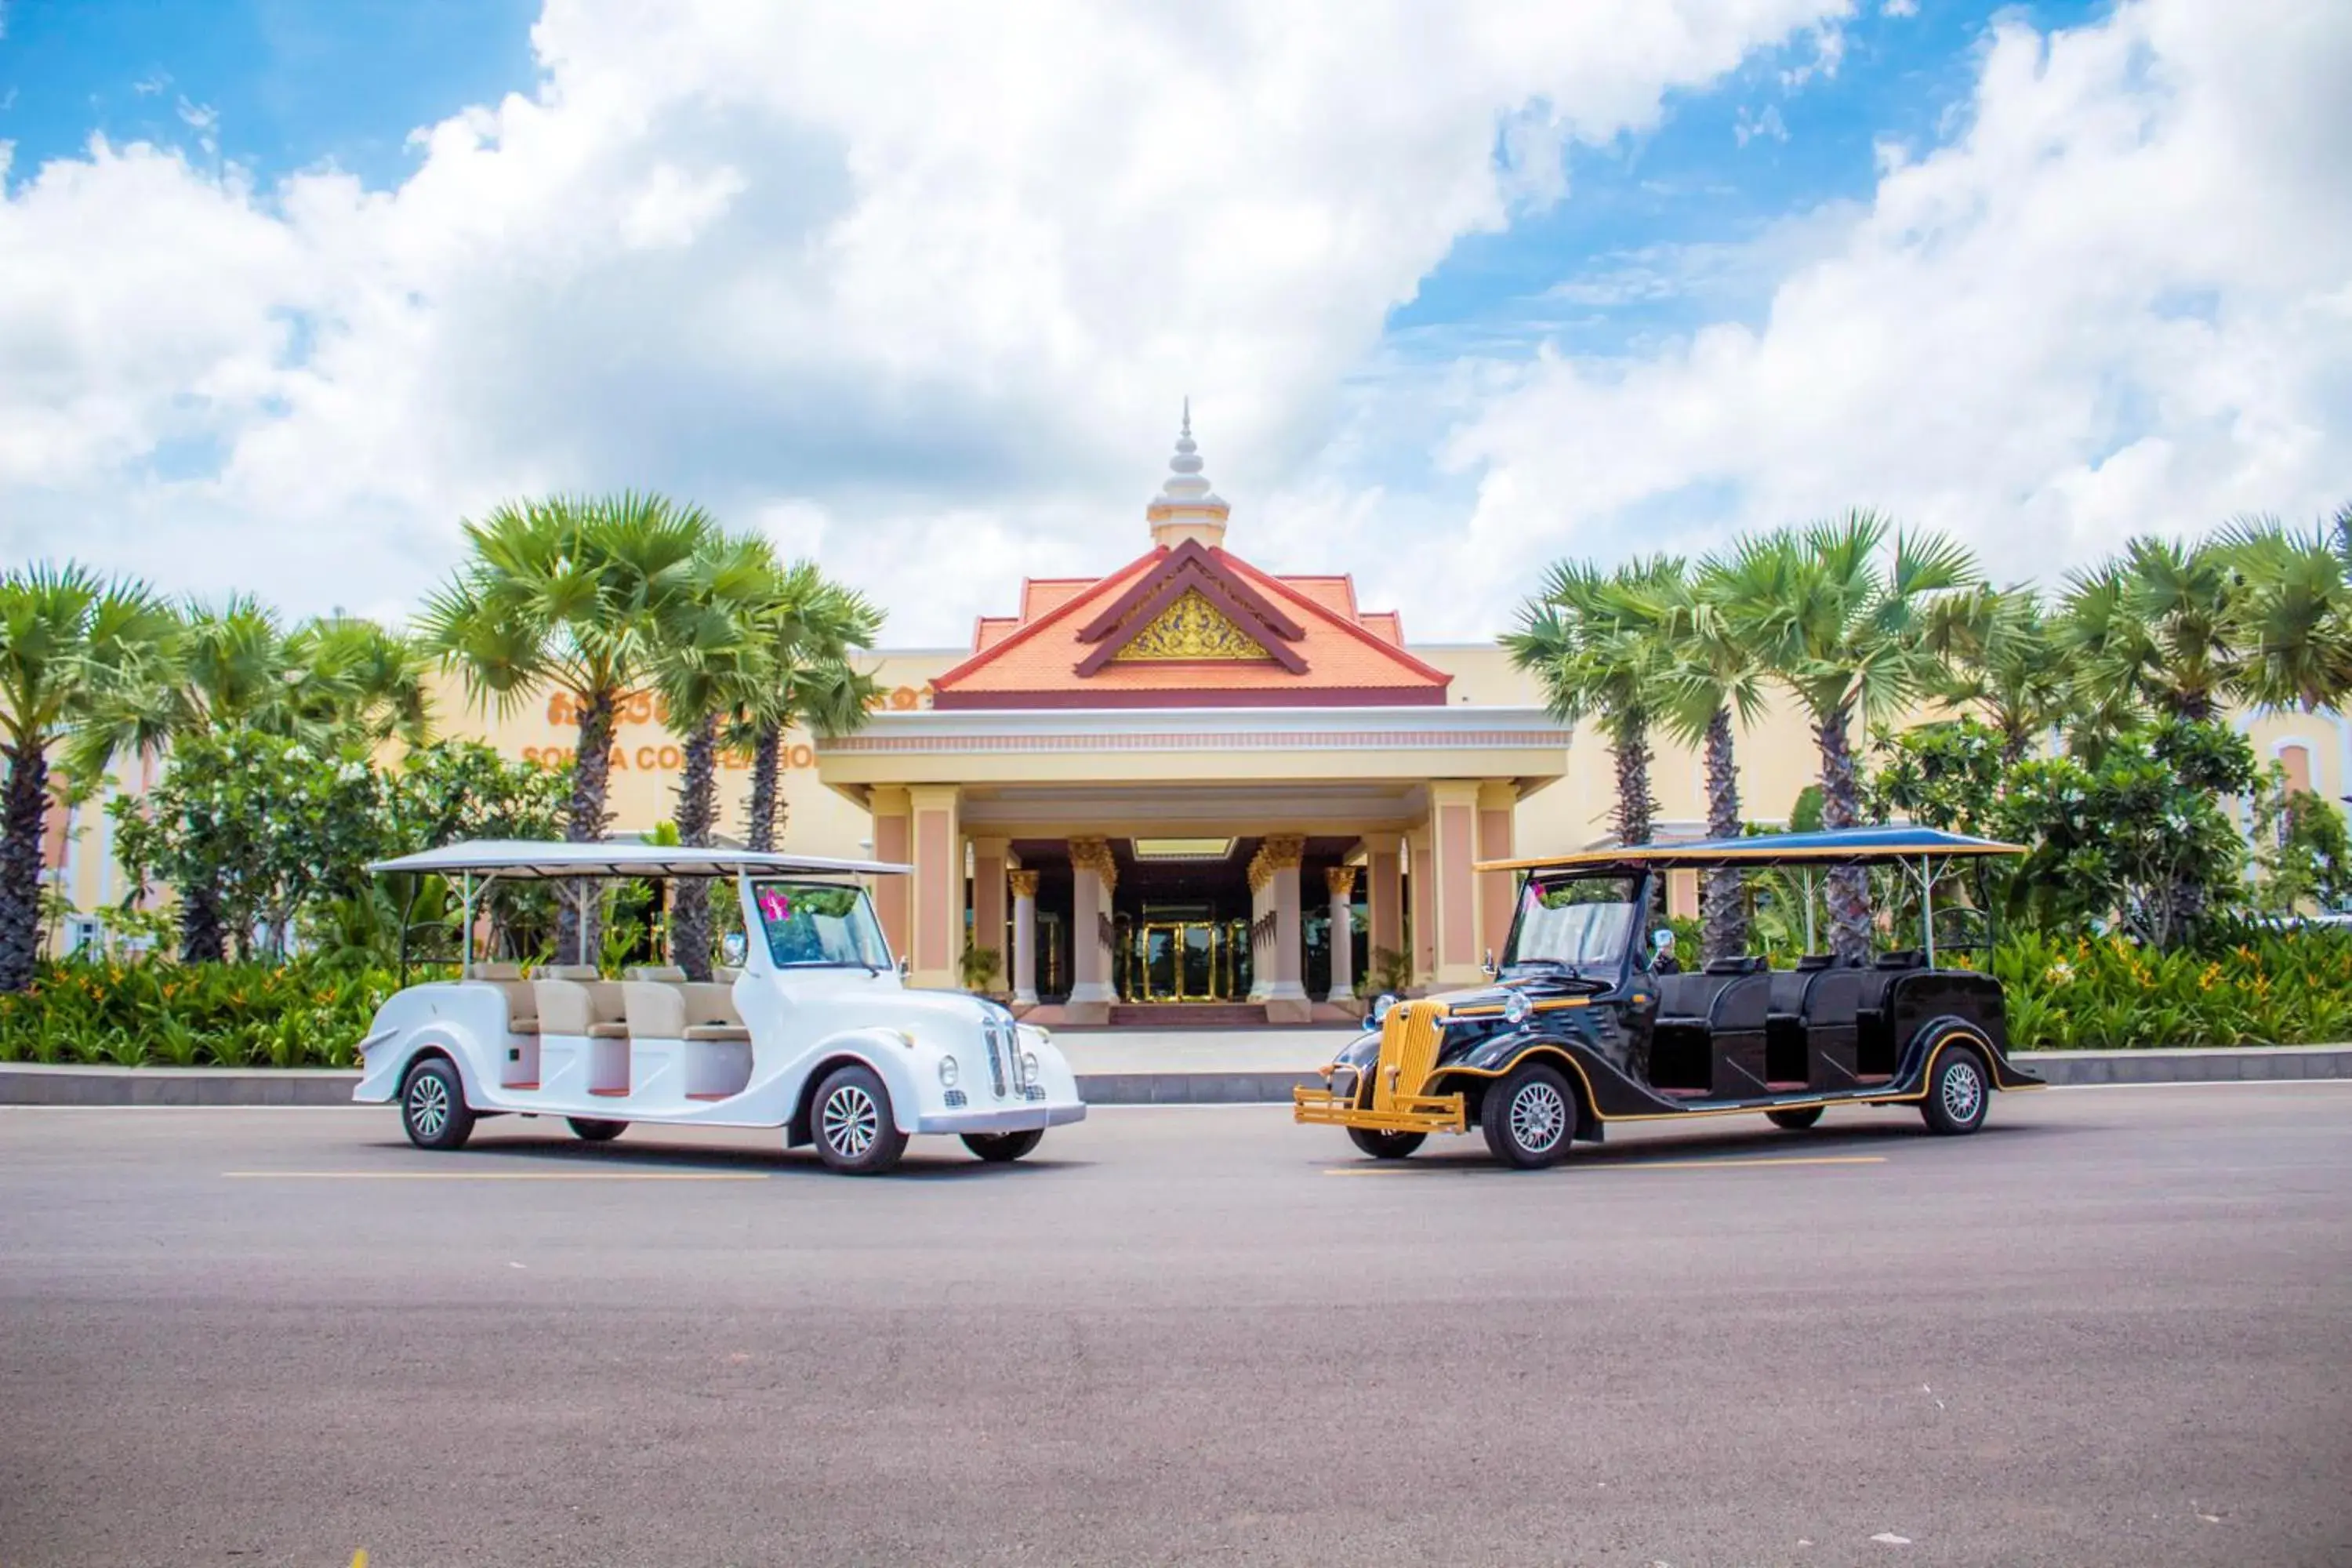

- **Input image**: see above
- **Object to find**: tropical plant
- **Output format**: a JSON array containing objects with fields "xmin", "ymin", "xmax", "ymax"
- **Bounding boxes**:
[
  {"xmin": 419, "ymin": 493, "xmax": 720, "ymax": 963},
  {"xmin": 1507, "ymin": 555, "xmax": 1686, "ymax": 850},
  {"xmin": 1928, "ymin": 586, "xmax": 2071, "ymax": 764},
  {"xmin": 1653, "ymin": 558, "xmax": 1768, "ymax": 962},
  {"xmin": 1719, "ymin": 514, "xmax": 1979, "ymax": 962},
  {"xmin": 0, "ymin": 564, "xmax": 179, "ymax": 991},
  {"xmin": 959, "ymin": 944, "xmax": 1004, "ymax": 994},
  {"xmin": 735, "ymin": 561, "xmax": 884, "ymax": 853},
  {"xmin": 2246, "ymin": 765, "xmax": 2352, "ymax": 916}
]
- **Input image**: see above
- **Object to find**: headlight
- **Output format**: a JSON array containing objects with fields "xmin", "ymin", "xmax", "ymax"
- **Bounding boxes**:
[
  {"xmin": 1371, "ymin": 993, "xmax": 1397, "ymax": 1024},
  {"xmin": 1020, "ymin": 1051, "xmax": 1040, "ymax": 1087},
  {"xmin": 938, "ymin": 1055, "xmax": 960, "ymax": 1088},
  {"xmin": 1503, "ymin": 989, "xmax": 1533, "ymax": 1025}
]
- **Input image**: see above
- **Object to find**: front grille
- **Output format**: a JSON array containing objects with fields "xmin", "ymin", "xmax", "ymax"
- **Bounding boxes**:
[
  {"xmin": 982, "ymin": 1016, "xmax": 1011, "ymax": 1098},
  {"xmin": 1372, "ymin": 1002, "xmax": 1447, "ymax": 1111}
]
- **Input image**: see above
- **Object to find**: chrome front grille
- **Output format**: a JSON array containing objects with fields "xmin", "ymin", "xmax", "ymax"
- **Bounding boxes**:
[{"xmin": 982, "ymin": 1014, "xmax": 1011, "ymax": 1098}]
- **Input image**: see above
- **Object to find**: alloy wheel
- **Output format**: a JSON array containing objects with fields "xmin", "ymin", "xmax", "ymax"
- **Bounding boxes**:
[
  {"xmin": 821, "ymin": 1084, "xmax": 880, "ymax": 1159},
  {"xmin": 1510, "ymin": 1080, "xmax": 1569, "ymax": 1153},
  {"xmin": 407, "ymin": 1073, "xmax": 449, "ymax": 1140}
]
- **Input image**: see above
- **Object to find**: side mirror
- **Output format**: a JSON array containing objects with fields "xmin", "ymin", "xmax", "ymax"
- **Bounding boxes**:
[
  {"xmin": 721, "ymin": 931, "xmax": 747, "ymax": 967},
  {"xmin": 897, "ymin": 956, "xmax": 911, "ymax": 979},
  {"xmin": 1481, "ymin": 948, "xmax": 1497, "ymax": 978}
]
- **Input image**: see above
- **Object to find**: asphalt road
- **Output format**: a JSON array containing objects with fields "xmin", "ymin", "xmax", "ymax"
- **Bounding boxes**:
[{"xmin": 3, "ymin": 1084, "xmax": 2348, "ymax": 1568}]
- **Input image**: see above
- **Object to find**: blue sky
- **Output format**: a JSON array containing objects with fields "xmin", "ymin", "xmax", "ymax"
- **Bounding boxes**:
[{"xmin": 1, "ymin": 0, "xmax": 2342, "ymax": 643}]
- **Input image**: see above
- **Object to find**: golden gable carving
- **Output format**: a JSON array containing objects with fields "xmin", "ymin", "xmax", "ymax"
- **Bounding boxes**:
[{"xmin": 1110, "ymin": 590, "xmax": 1272, "ymax": 663}]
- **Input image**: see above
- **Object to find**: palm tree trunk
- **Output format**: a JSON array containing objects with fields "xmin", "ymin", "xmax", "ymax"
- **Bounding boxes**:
[
  {"xmin": 1815, "ymin": 706, "xmax": 1872, "ymax": 963},
  {"xmin": 745, "ymin": 723, "xmax": 781, "ymax": 854},
  {"xmin": 670, "ymin": 713, "xmax": 718, "ymax": 982},
  {"xmin": 177, "ymin": 877, "xmax": 227, "ymax": 964},
  {"xmin": 1610, "ymin": 712, "xmax": 1657, "ymax": 847},
  {"xmin": 1700, "ymin": 706, "xmax": 1747, "ymax": 964},
  {"xmin": 557, "ymin": 689, "xmax": 617, "ymax": 966},
  {"xmin": 0, "ymin": 741, "xmax": 50, "ymax": 993}
]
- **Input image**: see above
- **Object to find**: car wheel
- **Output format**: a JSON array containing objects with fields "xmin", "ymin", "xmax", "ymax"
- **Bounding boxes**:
[
  {"xmin": 1345, "ymin": 1127, "xmax": 1426, "ymax": 1160},
  {"xmin": 811, "ymin": 1064, "xmax": 909, "ymax": 1174},
  {"xmin": 568, "ymin": 1117, "xmax": 627, "ymax": 1142},
  {"xmin": 1766, "ymin": 1106, "xmax": 1825, "ymax": 1131},
  {"xmin": 962, "ymin": 1130, "xmax": 1044, "ymax": 1163},
  {"xmin": 1920, "ymin": 1042, "xmax": 1990, "ymax": 1136},
  {"xmin": 400, "ymin": 1058, "xmax": 475, "ymax": 1151},
  {"xmin": 1480, "ymin": 1062, "xmax": 1577, "ymax": 1169}
]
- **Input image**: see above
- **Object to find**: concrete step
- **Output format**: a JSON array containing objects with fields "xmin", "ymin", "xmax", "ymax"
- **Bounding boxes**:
[{"xmin": 1105, "ymin": 1003, "xmax": 1270, "ymax": 1028}]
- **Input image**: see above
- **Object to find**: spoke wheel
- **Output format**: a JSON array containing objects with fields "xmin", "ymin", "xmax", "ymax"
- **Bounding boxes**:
[
  {"xmin": 1480, "ymin": 1062, "xmax": 1577, "ymax": 1170},
  {"xmin": 400, "ymin": 1058, "xmax": 475, "ymax": 1151},
  {"xmin": 809, "ymin": 1064, "xmax": 908, "ymax": 1174},
  {"xmin": 1921, "ymin": 1042, "xmax": 1990, "ymax": 1136}
]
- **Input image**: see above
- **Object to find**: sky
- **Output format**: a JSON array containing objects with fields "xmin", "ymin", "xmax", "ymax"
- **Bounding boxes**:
[{"xmin": 2, "ymin": 0, "xmax": 2347, "ymax": 647}]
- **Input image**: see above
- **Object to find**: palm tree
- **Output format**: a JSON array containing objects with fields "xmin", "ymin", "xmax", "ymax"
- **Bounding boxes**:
[
  {"xmin": 282, "ymin": 615, "xmax": 435, "ymax": 748},
  {"xmin": 1654, "ymin": 559, "xmax": 1769, "ymax": 962},
  {"xmin": 1724, "ymin": 514, "xmax": 1979, "ymax": 962},
  {"xmin": 1506, "ymin": 556, "xmax": 1686, "ymax": 850},
  {"xmin": 1927, "ymin": 586, "xmax": 2071, "ymax": 765},
  {"xmin": 735, "ymin": 564, "xmax": 883, "ymax": 854},
  {"xmin": 2060, "ymin": 537, "xmax": 2241, "ymax": 725},
  {"xmin": 651, "ymin": 531, "xmax": 777, "ymax": 981},
  {"xmin": 0, "ymin": 564, "xmax": 179, "ymax": 991},
  {"xmin": 419, "ymin": 493, "xmax": 719, "ymax": 964},
  {"xmin": 2211, "ymin": 515, "xmax": 2352, "ymax": 714}
]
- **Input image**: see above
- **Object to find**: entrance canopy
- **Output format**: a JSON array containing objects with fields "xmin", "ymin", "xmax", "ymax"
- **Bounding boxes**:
[{"xmin": 369, "ymin": 839, "xmax": 912, "ymax": 880}]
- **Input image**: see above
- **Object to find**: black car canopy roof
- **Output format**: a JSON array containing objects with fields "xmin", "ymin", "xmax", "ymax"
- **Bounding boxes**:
[{"xmin": 1478, "ymin": 825, "xmax": 2026, "ymax": 875}]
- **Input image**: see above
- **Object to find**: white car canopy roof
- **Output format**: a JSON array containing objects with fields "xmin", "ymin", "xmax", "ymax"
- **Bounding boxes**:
[{"xmin": 368, "ymin": 839, "xmax": 911, "ymax": 880}]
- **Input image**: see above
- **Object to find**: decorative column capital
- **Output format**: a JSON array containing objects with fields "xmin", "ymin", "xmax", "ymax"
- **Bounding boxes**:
[
  {"xmin": 1068, "ymin": 836, "xmax": 1118, "ymax": 894},
  {"xmin": 1007, "ymin": 869, "xmax": 1040, "ymax": 901},
  {"xmin": 1247, "ymin": 833, "xmax": 1307, "ymax": 893},
  {"xmin": 1325, "ymin": 865, "xmax": 1358, "ymax": 898}
]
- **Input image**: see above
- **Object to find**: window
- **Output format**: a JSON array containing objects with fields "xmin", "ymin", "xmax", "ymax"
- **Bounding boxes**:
[
  {"xmin": 751, "ymin": 880, "xmax": 892, "ymax": 970},
  {"xmin": 1506, "ymin": 874, "xmax": 1639, "ymax": 980}
]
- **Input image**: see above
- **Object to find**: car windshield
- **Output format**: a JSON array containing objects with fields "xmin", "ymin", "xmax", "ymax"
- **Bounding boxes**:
[
  {"xmin": 1505, "ymin": 874, "xmax": 1639, "ymax": 981},
  {"xmin": 751, "ymin": 880, "xmax": 892, "ymax": 970}
]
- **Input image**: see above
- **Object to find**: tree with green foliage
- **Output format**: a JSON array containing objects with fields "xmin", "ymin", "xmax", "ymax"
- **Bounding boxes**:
[
  {"xmin": 111, "ymin": 731, "xmax": 391, "ymax": 961},
  {"xmin": 1992, "ymin": 718, "xmax": 2256, "ymax": 949},
  {"xmin": 735, "ymin": 561, "xmax": 884, "ymax": 854},
  {"xmin": 1719, "ymin": 513, "xmax": 1979, "ymax": 961},
  {"xmin": 0, "ymin": 564, "xmax": 178, "ymax": 992},
  {"xmin": 419, "ymin": 492, "xmax": 719, "ymax": 964},
  {"xmin": 2246, "ymin": 766, "xmax": 2352, "ymax": 916},
  {"xmin": 1928, "ymin": 586, "xmax": 2072, "ymax": 765}
]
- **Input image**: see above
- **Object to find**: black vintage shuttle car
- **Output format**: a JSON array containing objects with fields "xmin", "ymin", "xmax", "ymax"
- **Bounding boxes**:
[{"xmin": 1293, "ymin": 826, "xmax": 2042, "ymax": 1167}]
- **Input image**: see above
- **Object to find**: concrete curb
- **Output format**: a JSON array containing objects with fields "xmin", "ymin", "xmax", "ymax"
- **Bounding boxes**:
[{"xmin": 5, "ymin": 1046, "xmax": 2350, "ymax": 1107}]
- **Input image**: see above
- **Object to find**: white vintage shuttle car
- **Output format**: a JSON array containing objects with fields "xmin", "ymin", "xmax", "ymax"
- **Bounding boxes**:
[{"xmin": 352, "ymin": 840, "xmax": 1084, "ymax": 1174}]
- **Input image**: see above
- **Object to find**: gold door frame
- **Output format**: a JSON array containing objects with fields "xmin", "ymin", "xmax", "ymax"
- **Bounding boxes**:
[{"xmin": 1134, "ymin": 920, "xmax": 1224, "ymax": 1002}]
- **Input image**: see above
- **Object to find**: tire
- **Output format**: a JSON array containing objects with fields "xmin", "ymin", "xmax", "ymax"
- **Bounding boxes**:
[
  {"xmin": 1480, "ymin": 1062, "xmax": 1577, "ymax": 1170},
  {"xmin": 811, "ymin": 1064, "xmax": 909, "ymax": 1174},
  {"xmin": 1767, "ymin": 1106, "xmax": 1825, "ymax": 1131},
  {"xmin": 1920, "ymin": 1041, "xmax": 1990, "ymax": 1136},
  {"xmin": 962, "ymin": 1129, "xmax": 1044, "ymax": 1163},
  {"xmin": 400, "ymin": 1057, "xmax": 475, "ymax": 1151},
  {"xmin": 1345, "ymin": 1127, "xmax": 1426, "ymax": 1160},
  {"xmin": 568, "ymin": 1117, "xmax": 627, "ymax": 1142}
]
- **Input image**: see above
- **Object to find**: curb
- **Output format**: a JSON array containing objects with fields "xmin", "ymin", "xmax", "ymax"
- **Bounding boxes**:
[{"xmin": 5, "ymin": 1046, "xmax": 2350, "ymax": 1107}]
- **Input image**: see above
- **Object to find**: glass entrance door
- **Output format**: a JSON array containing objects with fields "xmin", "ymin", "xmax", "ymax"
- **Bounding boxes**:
[{"xmin": 1138, "ymin": 921, "xmax": 1221, "ymax": 1001}]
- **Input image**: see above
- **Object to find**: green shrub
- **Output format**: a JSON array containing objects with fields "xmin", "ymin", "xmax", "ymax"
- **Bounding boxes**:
[
  {"xmin": 1994, "ymin": 926, "xmax": 2352, "ymax": 1048},
  {"xmin": 0, "ymin": 956, "xmax": 395, "ymax": 1069}
]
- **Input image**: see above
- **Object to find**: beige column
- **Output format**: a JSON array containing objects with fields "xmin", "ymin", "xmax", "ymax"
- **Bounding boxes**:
[
  {"xmin": 869, "ymin": 786, "xmax": 913, "ymax": 963},
  {"xmin": 1367, "ymin": 838, "xmax": 1404, "ymax": 992},
  {"xmin": 969, "ymin": 837, "xmax": 1010, "ymax": 994},
  {"xmin": 1250, "ymin": 834, "xmax": 1309, "ymax": 1024},
  {"xmin": 1326, "ymin": 865, "xmax": 1358, "ymax": 1002},
  {"xmin": 1477, "ymin": 781, "xmax": 1519, "ymax": 964},
  {"xmin": 907, "ymin": 785, "xmax": 962, "ymax": 991},
  {"xmin": 1428, "ymin": 780, "xmax": 1485, "ymax": 987},
  {"xmin": 1066, "ymin": 837, "xmax": 1117, "ymax": 1024},
  {"xmin": 1407, "ymin": 826, "xmax": 1436, "ymax": 992},
  {"xmin": 1008, "ymin": 869, "xmax": 1040, "ymax": 1007}
]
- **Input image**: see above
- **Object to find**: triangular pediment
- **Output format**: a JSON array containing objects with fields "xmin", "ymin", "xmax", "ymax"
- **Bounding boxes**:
[{"xmin": 1074, "ymin": 540, "xmax": 1306, "ymax": 674}]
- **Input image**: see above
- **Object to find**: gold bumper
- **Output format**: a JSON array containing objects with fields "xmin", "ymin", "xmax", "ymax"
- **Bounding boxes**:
[{"xmin": 1293, "ymin": 1083, "xmax": 1467, "ymax": 1134}]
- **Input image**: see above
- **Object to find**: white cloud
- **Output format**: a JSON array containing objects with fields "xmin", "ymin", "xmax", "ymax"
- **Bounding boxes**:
[
  {"xmin": 1421, "ymin": 0, "xmax": 2352, "ymax": 630},
  {"xmin": 0, "ymin": 0, "xmax": 1845, "ymax": 639}
]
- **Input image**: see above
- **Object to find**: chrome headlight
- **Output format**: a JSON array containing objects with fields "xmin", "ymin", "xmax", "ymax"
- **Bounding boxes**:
[
  {"xmin": 1370, "ymin": 993, "xmax": 1398, "ymax": 1024},
  {"xmin": 938, "ymin": 1054, "xmax": 960, "ymax": 1088},
  {"xmin": 1020, "ymin": 1050, "xmax": 1040, "ymax": 1087},
  {"xmin": 1503, "ymin": 989, "xmax": 1533, "ymax": 1025}
]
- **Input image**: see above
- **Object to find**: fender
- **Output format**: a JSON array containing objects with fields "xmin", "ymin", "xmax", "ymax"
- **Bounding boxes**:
[
  {"xmin": 395, "ymin": 1024, "xmax": 491, "ymax": 1106},
  {"xmin": 782, "ymin": 1027, "xmax": 931, "ymax": 1138},
  {"xmin": 1898, "ymin": 1014, "xmax": 2043, "ymax": 1092},
  {"xmin": 1425, "ymin": 1031, "xmax": 1656, "ymax": 1130}
]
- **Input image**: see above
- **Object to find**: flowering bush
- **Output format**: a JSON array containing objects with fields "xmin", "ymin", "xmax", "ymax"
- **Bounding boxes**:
[
  {"xmin": 0, "ymin": 957, "xmax": 400, "ymax": 1069},
  {"xmin": 1993, "ymin": 927, "xmax": 2352, "ymax": 1049}
]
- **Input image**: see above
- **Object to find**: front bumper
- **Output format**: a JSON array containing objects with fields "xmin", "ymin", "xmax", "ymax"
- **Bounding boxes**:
[
  {"xmin": 1293, "ymin": 1083, "xmax": 1466, "ymax": 1134},
  {"xmin": 915, "ymin": 1102, "xmax": 1087, "ymax": 1135}
]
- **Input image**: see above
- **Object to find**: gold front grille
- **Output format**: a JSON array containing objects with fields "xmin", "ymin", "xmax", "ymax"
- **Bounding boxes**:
[{"xmin": 1371, "ymin": 1000, "xmax": 1447, "ymax": 1110}]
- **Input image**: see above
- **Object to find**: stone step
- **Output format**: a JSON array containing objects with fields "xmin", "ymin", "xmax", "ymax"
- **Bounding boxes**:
[{"xmin": 1105, "ymin": 1003, "xmax": 1269, "ymax": 1029}]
